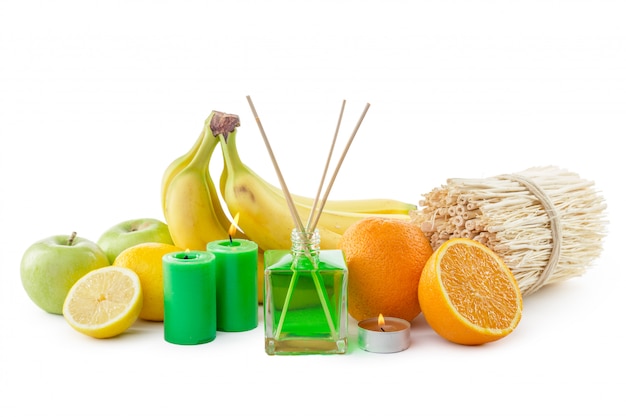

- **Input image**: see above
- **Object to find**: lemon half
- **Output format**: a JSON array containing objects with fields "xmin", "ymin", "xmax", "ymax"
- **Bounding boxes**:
[{"xmin": 62, "ymin": 266, "xmax": 143, "ymax": 338}]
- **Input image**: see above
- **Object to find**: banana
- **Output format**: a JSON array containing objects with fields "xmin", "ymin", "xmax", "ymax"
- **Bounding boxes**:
[
  {"xmin": 160, "ymin": 128, "xmax": 204, "ymax": 214},
  {"xmin": 220, "ymin": 154, "xmax": 415, "ymax": 215},
  {"xmin": 270, "ymin": 182, "xmax": 416, "ymax": 214},
  {"xmin": 205, "ymin": 151, "xmax": 249, "ymax": 239},
  {"xmin": 219, "ymin": 129, "xmax": 410, "ymax": 251},
  {"xmin": 312, "ymin": 197, "xmax": 416, "ymax": 215},
  {"xmin": 163, "ymin": 111, "xmax": 246, "ymax": 250}
]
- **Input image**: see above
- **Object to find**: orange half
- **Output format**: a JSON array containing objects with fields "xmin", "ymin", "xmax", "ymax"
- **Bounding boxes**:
[{"xmin": 418, "ymin": 238, "xmax": 523, "ymax": 345}]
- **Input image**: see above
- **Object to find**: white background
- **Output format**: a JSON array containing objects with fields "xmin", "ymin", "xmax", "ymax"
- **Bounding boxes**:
[{"xmin": 1, "ymin": 1, "xmax": 624, "ymax": 416}]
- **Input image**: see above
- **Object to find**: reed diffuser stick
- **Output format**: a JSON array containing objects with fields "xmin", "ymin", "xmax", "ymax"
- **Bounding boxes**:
[
  {"xmin": 285, "ymin": 101, "xmax": 369, "ymax": 338},
  {"xmin": 310, "ymin": 102, "xmax": 371, "ymax": 231},
  {"xmin": 247, "ymin": 96, "xmax": 336, "ymax": 339},
  {"xmin": 246, "ymin": 95, "xmax": 305, "ymax": 233},
  {"xmin": 305, "ymin": 100, "xmax": 346, "ymax": 232}
]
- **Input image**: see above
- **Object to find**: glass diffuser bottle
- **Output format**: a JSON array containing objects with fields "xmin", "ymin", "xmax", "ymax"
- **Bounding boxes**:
[
  {"xmin": 264, "ymin": 228, "xmax": 348, "ymax": 355},
  {"xmin": 245, "ymin": 95, "xmax": 370, "ymax": 355}
]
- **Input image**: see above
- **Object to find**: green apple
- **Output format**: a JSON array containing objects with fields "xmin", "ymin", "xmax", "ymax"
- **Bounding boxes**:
[
  {"xmin": 97, "ymin": 218, "xmax": 173, "ymax": 263},
  {"xmin": 20, "ymin": 232, "xmax": 110, "ymax": 314}
]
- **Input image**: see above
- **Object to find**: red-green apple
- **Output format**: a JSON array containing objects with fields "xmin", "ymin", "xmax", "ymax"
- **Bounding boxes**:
[
  {"xmin": 20, "ymin": 232, "xmax": 110, "ymax": 314},
  {"xmin": 97, "ymin": 218, "xmax": 173, "ymax": 263}
]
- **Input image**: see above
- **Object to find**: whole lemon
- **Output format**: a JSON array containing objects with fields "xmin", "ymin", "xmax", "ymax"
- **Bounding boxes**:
[
  {"xmin": 338, "ymin": 217, "xmax": 433, "ymax": 322},
  {"xmin": 113, "ymin": 242, "xmax": 182, "ymax": 321}
]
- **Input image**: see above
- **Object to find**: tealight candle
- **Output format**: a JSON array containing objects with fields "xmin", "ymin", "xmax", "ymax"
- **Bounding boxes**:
[
  {"xmin": 206, "ymin": 238, "xmax": 258, "ymax": 332},
  {"xmin": 357, "ymin": 314, "xmax": 411, "ymax": 353},
  {"xmin": 163, "ymin": 250, "xmax": 216, "ymax": 345}
]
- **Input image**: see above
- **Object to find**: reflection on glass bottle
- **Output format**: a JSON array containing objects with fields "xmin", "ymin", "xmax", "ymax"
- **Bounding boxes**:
[{"xmin": 264, "ymin": 228, "xmax": 348, "ymax": 355}]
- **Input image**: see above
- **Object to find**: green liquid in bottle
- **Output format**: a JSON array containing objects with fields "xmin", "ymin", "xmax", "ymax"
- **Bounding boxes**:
[{"xmin": 264, "ymin": 229, "xmax": 348, "ymax": 355}]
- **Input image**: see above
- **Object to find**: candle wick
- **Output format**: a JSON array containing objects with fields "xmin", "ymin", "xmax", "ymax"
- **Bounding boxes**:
[
  {"xmin": 229, "ymin": 235, "xmax": 233, "ymax": 245},
  {"xmin": 380, "ymin": 327, "xmax": 385, "ymax": 332},
  {"xmin": 183, "ymin": 254, "xmax": 190, "ymax": 260}
]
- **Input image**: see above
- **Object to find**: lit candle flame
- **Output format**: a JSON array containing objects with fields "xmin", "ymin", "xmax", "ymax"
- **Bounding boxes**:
[
  {"xmin": 378, "ymin": 313, "xmax": 386, "ymax": 331},
  {"xmin": 229, "ymin": 213, "xmax": 240, "ymax": 241}
]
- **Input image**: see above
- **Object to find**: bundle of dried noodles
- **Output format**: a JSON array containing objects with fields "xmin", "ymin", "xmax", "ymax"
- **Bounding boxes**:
[{"xmin": 410, "ymin": 166, "xmax": 608, "ymax": 296}]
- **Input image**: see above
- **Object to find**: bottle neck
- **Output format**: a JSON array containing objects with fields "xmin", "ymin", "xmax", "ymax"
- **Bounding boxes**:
[{"xmin": 291, "ymin": 228, "xmax": 321, "ymax": 258}]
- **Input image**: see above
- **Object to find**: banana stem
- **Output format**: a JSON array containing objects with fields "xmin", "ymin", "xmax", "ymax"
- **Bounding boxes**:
[
  {"xmin": 201, "ymin": 111, "xmax": 239, "ymax": 173},
  {"xmin": 188, "ymin": 117, "xmax": 219, "ymax": 172},
  {"xmin": 209, "ymin": 111, "xmax": 240, "ymax": 140},
  {"xmin": 219, "ymin": 129, "xmax": 237, "ymax": 181}
]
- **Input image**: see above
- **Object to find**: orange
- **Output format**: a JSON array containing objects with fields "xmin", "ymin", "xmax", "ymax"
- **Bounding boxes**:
[
  {"xmin": 418, "ymin": 238, "xmax": 523, "ymax": 345},
  {"xmin": 338, "ymin": 217, "xmax": 433, "ymax": 322}
]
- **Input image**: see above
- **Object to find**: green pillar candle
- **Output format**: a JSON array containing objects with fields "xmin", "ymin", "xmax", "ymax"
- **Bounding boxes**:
[
  {"xmin": 206, "ymin": 239, "xmax": 258, "ymax": 332},
  {"xmin": 163, "ymin": 251, "xmax": 216, "ymax": 345}
]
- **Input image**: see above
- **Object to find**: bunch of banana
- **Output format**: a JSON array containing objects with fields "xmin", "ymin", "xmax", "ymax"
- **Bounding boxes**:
[
  {"xmin": 162, "ymin": 111, "xmax": 247, "ymax": 250},
  {"xmin": 218, "ymin": 123, "xmax": 416, "ymax": 251}
]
